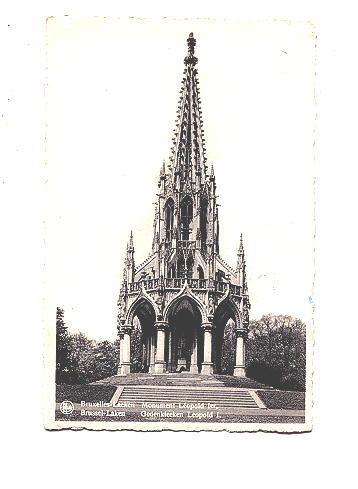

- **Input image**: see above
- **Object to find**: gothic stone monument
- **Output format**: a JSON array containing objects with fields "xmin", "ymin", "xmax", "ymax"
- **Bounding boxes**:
[{"xmin": 117, "ymin": 33, "xmax": 250, "ymax": 377}]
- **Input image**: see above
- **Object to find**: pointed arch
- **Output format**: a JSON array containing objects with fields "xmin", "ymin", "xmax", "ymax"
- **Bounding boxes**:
[
  {"xmin": 213, "ymin": 296, "xmax": 241, "ymax": 374},
  {"xmin": 214, "ymin": 296, "xmax": 241, "ymax": 326},
  {"xmin": 197, "ymin": 264, "xmax": 204, "ymax": 279},
  {"xmin": 126, "ymin": 293, "xmax": 158, "ymax": 325},
  {"xmin": 126, "ymin": 292, "xmax": 159, "ymax": 373},
  {"xmin": 163, "ymin": 284, "xmax": 207, "ymax": 323},
  {"xmin": 164, "ymin": 197, "xmax": 174, "ymax": 241},
  {"xmin": 180, "ymin": 195, "xmax": 193, "ymax": 240}
]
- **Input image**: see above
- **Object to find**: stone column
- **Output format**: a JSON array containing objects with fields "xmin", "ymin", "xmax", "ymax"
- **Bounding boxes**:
[
  {"xmin": 190, "ymin": 329, "xmax": 198, "ymax": 373},
  {"xmin": 167, "ymin": 328, "xmax": 172, "ymax": 372},
  {"xmin": 149, "ymin": 333, "xmax": 155, "ymax": 373},
  {"xmin": 145, "ymin": 336, "xmax": 150, "ymax": 370},
  {"xmin": 117, "ymin": 330, "xmax": 124, "ymax": 375},
  {"xmin": 154, "ymin": 322, "xmax": 168, "ymax": 374},
  {"xmin": 201, "ymin": 323, "xmax": 213, "ymax": 375},
  {"xmin": 233, "ymin": 329, "xmax": 246, "ymax": 377},
  {"xmin": 121, "ymin": 325, "xmax": 132, "ymax": 375}
]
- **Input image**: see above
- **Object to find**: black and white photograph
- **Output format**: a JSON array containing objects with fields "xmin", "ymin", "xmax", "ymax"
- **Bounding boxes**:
[{"xmin": 44, "ymin": 18, "xmax": 315, "ymax": 431}]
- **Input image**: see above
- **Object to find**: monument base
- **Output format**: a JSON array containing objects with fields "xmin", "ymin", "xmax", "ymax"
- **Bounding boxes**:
[
  {"xmin": 120, "ymin": 363, "xmax": 131, "ymax": 375},
  {"xmin": 201, "ymin": 362, "xmax": 213, "ymax": 375},
  {"xmin": 233, "ymin": 366, "xmax": 246, "ymax": 377},
  {"xmin": 190, "ymin": 364, "xmax": 199, "ymax": 374},
  {"xmin": 154, "ymin": 361, "xmax": 166, "ymax": 374}
]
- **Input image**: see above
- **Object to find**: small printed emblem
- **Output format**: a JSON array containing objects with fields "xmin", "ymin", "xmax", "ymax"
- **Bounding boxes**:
[{"xmin": 60, "ymin": 400, "xmax": 74, "ymax": 415}]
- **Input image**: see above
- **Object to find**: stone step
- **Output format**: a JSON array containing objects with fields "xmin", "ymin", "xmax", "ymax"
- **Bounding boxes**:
[
  {"xmin": 119, "ymin": 386, "xmax": 260, "ymax": 408},
  {"xmin": 121, "ymin": 400, "xmax": 258, "ymax": 408},
  {"xmin": 166, "ymin": 378, "xmax": 203, "ymax": 381},
  {"xmin": 121, "ymin": 391, "xmax": 253, "ymax": 398},
  {"xmin": 120, "ymin": 398, "xmax": 257, "ymax": 406},
  {"xmin": 120, "ymin": 398, "xmax": 257, "ymax": 407},
  {"xmin": 122, "ymin": 400, "xmax": 257, "ymax": 407},
  {"xmin": 121, "ymin": 388, "xmax": 251, "ymax": 395}
]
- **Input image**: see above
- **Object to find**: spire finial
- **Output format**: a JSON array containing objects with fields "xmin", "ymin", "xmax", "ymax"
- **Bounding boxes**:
[
  {"xmin": 129, "ymin": 230, "xmax": 134, "ymax": 248},
  {"xmin": 185, "ymin": 32, "xmax": 197, "ymax": 65},
  {"xmin": 239, "ymin": 233, "xmax": 244, "ymax": 254},
  {"xmin": 187, "ymin": 32, "xmax": 195, "ymax": 55}
]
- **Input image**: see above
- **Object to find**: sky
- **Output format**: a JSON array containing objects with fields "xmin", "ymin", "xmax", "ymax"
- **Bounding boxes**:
[{"xmin": 46, "ymin": 18, "xmax": 316, "ymax": 340}]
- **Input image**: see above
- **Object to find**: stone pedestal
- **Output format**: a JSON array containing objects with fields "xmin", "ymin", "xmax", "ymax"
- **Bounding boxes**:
[
  {"xmin": 190, "ymin": 364, "xmax": 199, "ymax": 374},
  {"xmin": 201, "ymin": 323, "xmax": 213, "ymax": 375},
  {"xmin": 121, "ymin": 363, "xmax": 131, "ymax": 376},
  {"xmin": 201, "ymin": 362, "xmax": 213, "ymax": 375},
  {"xmin": 149, "ymin": 334, "xmax": 155, "ymax": 373},
  {"xmin": 154, "ymin": 322, "xmax": 168, "ymax": 374},
  {"xmin": 233, "ymin": 366, "xmax": 246, "ymax": 377},
  {"xmin": 117, "ymin": 332, "xmax": 125, "ymax": 375},
  {"xmin": 233, "ymin": 329, "xmax": 246, "ymax": 377},
  {"xmin": 190, "ymin": 329, "xmax": 198, "ymax": 373},
  {"xmin": 154, "ymin": 362, "xmax": 166, "ymax": 374}
]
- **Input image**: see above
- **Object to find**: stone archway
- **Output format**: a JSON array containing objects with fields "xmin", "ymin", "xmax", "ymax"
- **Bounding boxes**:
[
  {"xmin": 126, "ymin": 297, "xmax": 157, "ymax": 373},
  {"xmin": 165, "ymin": 296, "xmax": 204, "ymax": 373},
  {"xmin": 213, "ymin": 298, "xmax": 239, "ymax": 374}
]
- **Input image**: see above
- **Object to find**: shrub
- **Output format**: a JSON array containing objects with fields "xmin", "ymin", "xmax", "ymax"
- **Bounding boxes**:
[{"xmin": 246, "ymin": 315, "xmax": 306, "ymax": 391}]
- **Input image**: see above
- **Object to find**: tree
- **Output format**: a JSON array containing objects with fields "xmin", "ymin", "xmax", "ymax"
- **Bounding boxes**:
[
  {"xmin": 246, "ymin": 314, "xmax": 306, "ymax": 391},
  {"xmin": 68, "ymin": 332, "xmax": 96, "ymax": 384},
  {"xmin": 56, "ymin": 307, "xmax": 72, "ymax": 384},
  {"xmin": 56, "ymin": 310, "xmax": 122, "ymax": 384},
  {"xmin": 93, "ymin": 340, "xmax": 120, "ymax": 380}
]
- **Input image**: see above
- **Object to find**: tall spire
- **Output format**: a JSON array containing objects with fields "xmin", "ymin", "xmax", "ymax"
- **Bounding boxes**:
[
  {"xmin": 236, "ymin": 233, "xmax": 248, "ymax": 293},
  {"xmin": 125, "ymin": 230, "xmax": 135, "ymax": 284},
  {"xmin": 236, "ymin": 233, "xmax": 245, "ymax": 273},
  {"xmin": 169, "ymin": 33, "xmax": 207, "ymax": 184}
]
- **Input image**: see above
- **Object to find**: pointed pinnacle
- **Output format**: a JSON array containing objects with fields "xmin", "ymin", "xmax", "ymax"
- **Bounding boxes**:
[
  {"xmin": 129, "ymin": 230, "xmax": 134, "ymax": 248},
  {"xmin": 160, "ymin": 159, "xmax": 166, "ymax": 176},
  {"xmin": 238, "ymin": 233, "xmax": 244, "ymax": 253},
  {"xmin": 209, "ymin": 162, "xmax": 215, "ymax": 180}
]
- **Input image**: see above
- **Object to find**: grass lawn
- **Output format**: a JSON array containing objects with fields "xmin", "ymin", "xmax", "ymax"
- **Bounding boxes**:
[
  {"xmin": 257, "ymin": 390, "xmax": 305, "ymax": 410},
  {"xmin": 56, "ymin": 384, "xmax": 117, "ymax": 404},
  {"xmin": 214, "ymin": 375, "xmax": 271, "ymax": 389}
]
